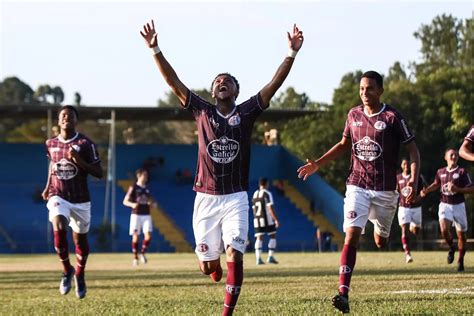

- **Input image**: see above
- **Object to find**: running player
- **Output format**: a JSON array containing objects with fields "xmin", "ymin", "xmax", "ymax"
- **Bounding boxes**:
[
  {"xmin": 140, "ymin": 20, "xmax": 303, "ymax": 315},
  {"xmin": 421, "ymin": 149, "xmax": 472, "ymax": 271},
  {"xmin": 123, "ymin": 168, "xmax": 155, "ymax": 266},
  {"xmin": 297, "ymin": 71, "xmax": 420, "ymax": 313},
  {"xmin": 459, "ymin": 125, "xmax": 473, "ymax": 162},
  {"xmin": 396, "ymin": 158, "xmax": 425, "ymax": 263},
  {"xmin": 252, "ymin": 178, "xmax": 280, "ymax": 265},
  {"xmin": 42, "ymin": 105, "xmax": 103, "ymax": 299}
]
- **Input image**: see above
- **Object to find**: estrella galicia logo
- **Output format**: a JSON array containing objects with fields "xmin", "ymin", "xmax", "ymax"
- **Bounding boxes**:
[
  {"xmin": 197, "ymin": 243, "xmax": 209, "ymax": 253},
  {"xmin": 347, "ymin": 211, "xmax": 357, "ymax": 219},
  {"xmin": 232, "ymin": 236, "xmax": 245, "ymax": 245},
  {"xmin": 207, "ymin": 136, "xmax": 239, "ymax": 164},
  {"xmin": 228, "ymin": 114, "xmax": 241, "ymax": 127},
  {"xmin": 353, "ymin": 136, "xmax": 382, "ymax": 161},
  {"xmin": 53, "ymin": 158, "xmax": 78, "ymax": 180},
  {"xmin": 441, "ymin": 183, "xmax": 454, "ymax": 196}
]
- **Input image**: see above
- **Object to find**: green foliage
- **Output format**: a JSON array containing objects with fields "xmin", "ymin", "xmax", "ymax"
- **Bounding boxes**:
[{"xmin": 0, "ymin": 77, "xmax": 35, "ymax": 105}]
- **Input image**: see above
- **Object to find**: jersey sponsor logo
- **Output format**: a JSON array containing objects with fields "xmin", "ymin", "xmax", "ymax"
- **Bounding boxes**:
[
  {"xmin": 346, "ymin": 211, "xmax": 357, "ymax": 219},
  {"xmin": 50, "ymin": 147, "xmax": 60, "ymax": 153},
  {"xmin": 226, "ymin": 285, "xmax": 241, "ymax": 295},
  {"xmin": 228, "ymin": 114, "xmax": 241, "ymax": 127},
  {"xmin": 232, "ymin": 236, "xmax": 245, "ymax": 245},
  {"xmin": 399, "ymin": 180, "xmax": 405, "ymax": 184},
  {"xmin": 352, "ymin": 121, "xmax": 363, "ymax": 127},
  {"xmin": 374, "ymin": 120, "xmax": 387, "ymax": 131},
  {"xmin": 441, "ymin": 183, "xmax": 454, "ymax": 196},
  {"xmin": 197, "ymin": 243, "xmax": 209, "ymax": 253},
  {"xmin": 207, "ymin": 136, "xmax": 240, "ymax": 164},
  {"xmin": 339, "ymin": 265, "xmax": 352, "ymax": 274},
  {"xmin": 353, "ymin": 136, "xmax": 382, "ymax": 161},
  {"xmin": 453, "ymin": 173, "xmax": 459, "ymax": 179},
  {"xmin": 53, "ymin": 158, "xmax": 78, "ymax": 180},
  {"xmin": 440, "ymin": 174, "xmax": 447, "ymax": 178},
  {"xmin": 401, "ymin": 186, "xmax": 412, "ymax": 198}
]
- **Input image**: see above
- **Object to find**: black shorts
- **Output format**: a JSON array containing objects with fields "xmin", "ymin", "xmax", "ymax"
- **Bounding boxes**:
[{"xmin": 254, "ymin": 225, "xmax": 277, "ymax": 237}]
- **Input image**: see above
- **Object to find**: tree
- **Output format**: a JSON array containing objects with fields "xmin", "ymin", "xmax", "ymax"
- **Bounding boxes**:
[
  {"xmin": 51, "ymin": 86, "xmax": 64, "ymax": 105},
  {"xmin": 0, "ymin": 77, "xmax": 35, "ymax": 105},
  {"xmin": 35, "ymin": 84, "xmax": 52, "ymax": 104},
  {"xmin": 271, "ymin": 87, "xmax": 310, "ymax": 109},
  {"xmin": 74, "ymin": 92, "xmax": 82, "ymax": 106}
]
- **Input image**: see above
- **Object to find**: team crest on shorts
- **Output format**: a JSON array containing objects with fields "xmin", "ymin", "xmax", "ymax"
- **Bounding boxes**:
[
  {"xmin": 197, "ymin": 243, "xmax": 209, "ymax": 253},
  {"xmin": 347, "ymin": 211, "xmax": 357, "ymax": 219}
]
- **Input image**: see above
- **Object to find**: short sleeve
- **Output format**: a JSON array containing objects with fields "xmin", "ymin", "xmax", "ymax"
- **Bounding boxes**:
[
  {"xmin": 183, "ymin": 91, "xmax": 212, "ymax": 119},
  {"xmin": 238, "ymin": 93, "xmax": 264, "ymax": 122},
  {"xmin": 393, "ymin": 110, "xmax": 415, "ymax": 144},
  {"xmin": 82, "ymin": 139, "xmax": 101, "ymax": 164},
  {"xmin": 266, "ymin": 190, "xmax": 274, "ymax": 206},
  {"xmin": 465, "ymin": 125, "xmax": 474, "ymax": 143},
  {"xmin": 434, "ymin": 170, "xmax": 441, "ymax": 185},
  {"xmin": 342, "ymin": 115, "xmax": 351, "ymax": 139},
  {"xmin": 459, "ymin": 170, "xmax": 472, "ymax": 188}
]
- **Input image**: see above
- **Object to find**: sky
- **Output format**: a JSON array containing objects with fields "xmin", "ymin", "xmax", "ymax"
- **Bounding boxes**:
[{"xmin": 0, "ymin": 0, "xmax": 472, "ymax": 107}]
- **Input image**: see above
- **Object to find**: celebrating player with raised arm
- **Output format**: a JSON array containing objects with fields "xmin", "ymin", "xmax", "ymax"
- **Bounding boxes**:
[
  {"xmin": 459, "ymin": 125, "xmax": 474, "ymax": 162},
  {"xmin": 42, "ymin": 105, "xmax": 103, "ymax": 299},
  {"xmin": 297, "ymin": 71, "xmax": 420, "ymax": 313},
  {"xmin": 421, "ymin": 149, "xmax": 473, "ymax": 272},
  {"xmin": 140, "ymin": 19, "xmax": 303, "ymax": 315}
]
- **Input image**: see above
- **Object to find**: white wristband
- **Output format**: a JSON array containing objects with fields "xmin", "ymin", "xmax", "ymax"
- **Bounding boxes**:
[
  {"xmin": 287, "ymin": 49, "xmax": 298, "ymax": 58},
  {"xmin": 151, "ymin": 45, "xmax": 161, "ymax": 55}
]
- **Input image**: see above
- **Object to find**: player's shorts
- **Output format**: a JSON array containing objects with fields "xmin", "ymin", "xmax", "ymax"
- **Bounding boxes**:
[
  {"xmin": 343, "ymin": 185, "xmax": 399, "ymax": 238},
  {"xmin": 438, "ymin": 202, "xmax": 468, "ymax": 232},
  {"xmin": 254, "ymin": 224, "xmax": 277, "ymax": 237},
  {"xmin": 47, "ymin": 195, "xmax": 91, "ymax": 234},
  {"xmin": 193, "ymin": 191, "xmax": 249, "ymax": 261},
  {"xmin": 397, "ymin": 206, "xmax": 422, "ymax": 228},
  {"xmin": 129, "ymin": 214, "xmax": 153, "ymax": 235}
]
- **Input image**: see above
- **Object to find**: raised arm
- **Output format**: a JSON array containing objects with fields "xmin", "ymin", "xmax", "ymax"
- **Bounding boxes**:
[
  {"xmin": 459, "ymin": 139, "xmax": 474, "ymax": 162},
  {"xmin": 140, "ymin": 20, "xmax": 189, "ymax": 106},
  {"xmin": 259, "ymin": 24, "xmax": 304, "ymax": 107},
  {"xmin": 297, "ymin": 136, "xmax": 351, "ymax": 181}
]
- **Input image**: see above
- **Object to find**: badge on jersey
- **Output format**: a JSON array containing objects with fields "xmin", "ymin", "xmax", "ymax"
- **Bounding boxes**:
[
  {"xmin": 374, "ymin": 121, "xmax": 387, "ymax": 131},
  {"xmin": 401, "ymin": 186, "xmax": 412, "ymax": 198},
  {"xmin": 228, "ymin": 114, "xmax": 241, "ymax": 127}
]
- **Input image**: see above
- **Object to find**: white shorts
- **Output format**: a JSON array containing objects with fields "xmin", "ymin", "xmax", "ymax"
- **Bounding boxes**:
[
  {"xmin": 397, "ymin": 206, "xmax": 422, "ymax": 228},
  {"xmin": 193, "ymin": 191, "xmax": 249, "ymax": 261},
  {"xmin": 47, "ymin": 195, "xmax": 91, "ymax": 234},
  {"xmin": 343, "ymin": 185, "xmax": 399, "ymax": 238},
  {"xmin": 439, "ymin": 202, "xmax": 468, "ymax": 232},
  {"xmin": 129, "ymin": 214, "xmax": 153, "ymax": 235}
]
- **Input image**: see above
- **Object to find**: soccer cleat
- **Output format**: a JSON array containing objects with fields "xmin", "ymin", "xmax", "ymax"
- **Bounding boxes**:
[
  {"xmin": 210, "ymin": 263, "xmax": 223, "ymax": 282},
  {"xmin": 140, "ymin": 253, "xmax": 148, "ymax": 264},
  {"xmin": 447, "ymin": 248, "xmax": 455, "ymax": 264},
  {"xmin": 267, "ymin": 256, "xmax": 279, "ymax": 264},
  {"xmin": 405, "ymin": 254, "xmax": 413, "ymax": 263},
  {"xmin": 74, "ymin": 274, "xmax": 87, "ymax": 299},
  {"xmin": 457, "ymin": 262, "xmax": 464, "ymax": 272},
  {"xmin": 59, "ymin": 267, "xmax": 75, "ymax": 295},
  {"xmin": 332, "ymin": 293, "xmax": 350, "ymax": 314},
  {"xmin": 256, "ymin": 258, "xmax": 265, "ymax": 265},
  {"xmin": 133, "ymin": 258, "xmax": 139, "ymax": 266}
]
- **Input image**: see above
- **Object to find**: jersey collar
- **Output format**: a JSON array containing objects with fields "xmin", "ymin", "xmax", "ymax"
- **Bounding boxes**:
[{"xmin": 58, "ymin": 132, "xmax": 79, "ymax": 143}]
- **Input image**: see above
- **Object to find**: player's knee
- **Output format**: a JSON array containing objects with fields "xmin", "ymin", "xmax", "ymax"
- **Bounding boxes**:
[
  {"xmin": 226, "ymin": 247, "xmax": 243, "ymax": 262},
  {"xmin": 375, "ymin": 237, "xmax": 388, "ymax": 249},
  {"xmin": 199, "ymin": 262, "xmax": 217, "ymax": 275}
]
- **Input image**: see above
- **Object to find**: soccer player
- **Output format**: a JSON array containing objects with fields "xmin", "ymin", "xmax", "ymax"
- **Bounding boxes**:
[
  {"xmin": 396, "ymin": 158, "xmax": 425, "ymax": 263},
  {"xmin": 421, "ymin": 149, "xmax": 472, "ymax": 272},
  {"xmin": 42, "ymin": 105, "xmax": 103, "ymax": 299},
  {"xmin": 459, "ymin": 125, "xmax": 474, "ymax": 162},
  {"xmin": 140, "ymin": 20, "xmax": 303, "ymax": 315},
  {"xmin": 123, "ymin": 168, "xmax": 155, "ymax": 266},
  {"xmin": 252, "ymin": 178, "xmax": 280, "ymax": 265},
  {"xmin": 297, "ymin": 71, "xmax": 420, "ymax": 313}
]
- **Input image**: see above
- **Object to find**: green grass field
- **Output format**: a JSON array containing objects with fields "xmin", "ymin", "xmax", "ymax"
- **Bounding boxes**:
[{"xmin": 0, "ymin": 251, "xmax": 473, "ymax": 315}]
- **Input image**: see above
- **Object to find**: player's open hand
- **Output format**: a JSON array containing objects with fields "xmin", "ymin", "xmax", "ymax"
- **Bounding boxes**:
[
  {"xmin": 447, "ymin": 182, "xmax": 459, "ymax": 193},
  {"xmin": 140, "ymin": 19, "xmax": 158, "ymax": 48},
  {"xmin": 420, "ymin": 188, "xmax": 427, "ymax": 198},
  {"xmin": 287, "ymin": 24, "xmax": 304, "ymax": 51},
  {"xmin": 67, "ymin": 145, "xmax": 79, "ymax": 163},
  {"xmin": 297, "ymin": 159, "xmax": 319, "ymax": 181}
]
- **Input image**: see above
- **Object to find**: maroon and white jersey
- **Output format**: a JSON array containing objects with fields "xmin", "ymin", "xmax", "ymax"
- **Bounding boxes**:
[
  {"xmin": 125, "ymin": 183, "xmax": 152, "ymax": 215},
  {"xmin": 45, "ymin": 132, "xmax": 100, "ymax": 203},
  {"xmin": 343, "ymin": 104, "xmax": 415, "ymax": 191},
  {"xmin": 465, "ymin": 125, "xmax": 474, "ymax": 144},
  {"xmin": 184, "ymin": 91, "xmax": 265, "ymax": 195},
  {"xmin": 434, "ymin": 166, "xmax": 472, "ymax": 205},
  {"xmin": 396, "ymin": 173, "xmax": 424, "ymax": 208}
]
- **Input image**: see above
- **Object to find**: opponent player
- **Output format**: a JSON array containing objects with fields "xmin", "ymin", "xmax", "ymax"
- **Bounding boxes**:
[
  {"xmin": 297, "ymin": 71, "xmax": 420, "ymax": 313},
  {"xmin": 140, "ymin": 20, "xmax": 303, "ymax": 315},
  {"xmin": 421, "ymin": 149, "xmax": 472, "ymax": 271},
  {"xmin": 42, "ymin": 105, "xmax": 103, "ymax": 299},
  {"xmin": 252, "ymin": 178, "xmax": 280, "ymax": 265},
  {"xmin": 123, "ymin": 168, "xmax": 155, "ymax": 266},
  {"xmin": 396, "ymin": 158, "xmax": 425, "ymax": 263},
  {"xmin": 459, "ymin": 125, "xmax": 473, "ymax": 162}
]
